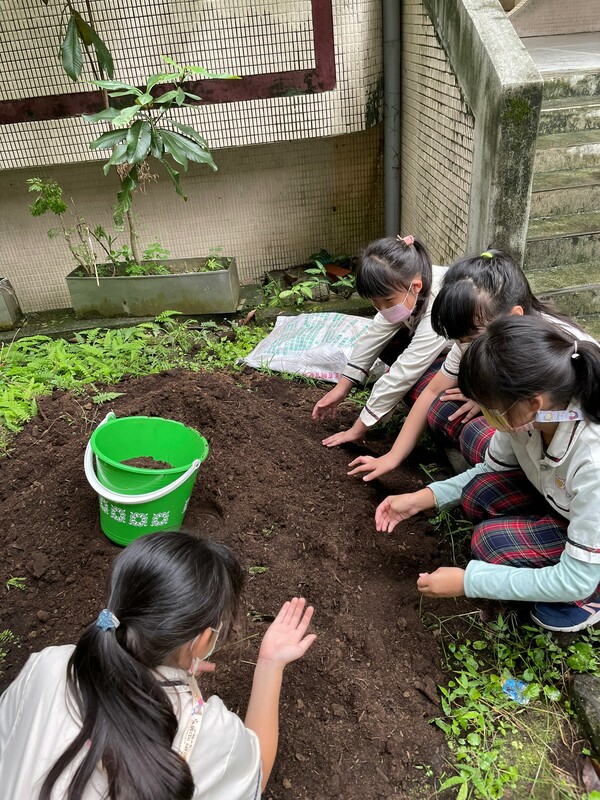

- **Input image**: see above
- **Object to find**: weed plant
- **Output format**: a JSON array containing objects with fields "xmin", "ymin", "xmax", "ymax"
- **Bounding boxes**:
[
  {"xmin": 0, "ymin": 314, "xmax": 269, "ymax": 453},
  {"xmin": 425, "ymin": 609, "xmax": 600, "ymax": 799}
]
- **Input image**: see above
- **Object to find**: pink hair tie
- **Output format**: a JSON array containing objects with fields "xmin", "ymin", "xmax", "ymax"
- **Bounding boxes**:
[{"xmin": 397, "ymin": 234, "xmax": 415, "ymax": 247}]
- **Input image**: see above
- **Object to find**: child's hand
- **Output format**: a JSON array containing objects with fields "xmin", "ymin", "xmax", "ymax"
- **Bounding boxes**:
[
  {"xmin": 322, "ymin": 420, "xmax": 367, "ymax": 448},
  {"xmin": 375, "ymin": 489, "xmax": 435, "ymax": 532},
  {"xmin": 258, "ymin": 598, "xmax": 316, "ymax": 667},
  {"xmin": 439, "ymin": 388, "xmax": 481, "ymax": 424},
  {"xmin": 312, "ymin": 384, "xmax": 351, "ymax": 420},
  {"xmin": 347, "ymin": 452, "xmax": 398, "ymax": 481},
  {"xmin": 417, "ymin": 567, "xmax": 465, "ymax": 597}
]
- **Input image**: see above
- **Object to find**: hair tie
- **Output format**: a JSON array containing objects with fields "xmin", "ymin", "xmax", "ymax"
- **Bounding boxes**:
[
  {"xmin": 480, "ymin": 251, "xmax": 494, "ymax": 259},
  {"xmin": 571, "ymin": 340, "xmax": 580, "ymax": 360},
  {"xmin": 397, "ymin": 234, "xmax": 414, "ymax": 247},
  {"xmin": 96, "ymin": 608, "xmax": 120, "ymax": 631}
]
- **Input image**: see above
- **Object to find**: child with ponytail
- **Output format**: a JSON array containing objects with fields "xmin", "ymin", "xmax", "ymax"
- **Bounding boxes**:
[
  {"xmin": 312, "ymin": 235, "xmax": 450, "ymax": 446},
  {"xmin": 376, "ymin": 315, "xmax": 600, "ymax": 633},
  {"xmin": 349, "ymin": 250, "xmax": 595, "ymax": 480},
  {"xmin": 0, "ymin": 532, "xmax": 316, "ymax": 799}
]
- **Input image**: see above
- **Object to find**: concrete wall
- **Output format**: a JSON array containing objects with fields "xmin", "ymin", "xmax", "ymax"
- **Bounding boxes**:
[
  {"xmin": 3, "ymin": 128, "xmax": 383, "ymax": 312},
  {"xmin": 402, "ymin": 0, "xmax": 543, "ymax": 265},
  {"xmin": 401, "ymin": 0, "xmax": 475, "ymax": 266},
  {"xmin": 509, "ymin": 0, "xmax": 600, "ymax": 37}
]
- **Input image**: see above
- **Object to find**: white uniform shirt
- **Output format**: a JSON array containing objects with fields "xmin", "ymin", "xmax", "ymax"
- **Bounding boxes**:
[
  {"xmin": 0, "ymin": 645, "xmax": 261, "ymax": 800},
  {"xmin": 341, "ymin": 265, "xmax": 450, "ymax": 426}
]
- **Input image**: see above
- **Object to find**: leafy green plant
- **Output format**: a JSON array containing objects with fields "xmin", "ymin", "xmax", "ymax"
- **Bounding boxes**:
[
  {"xmin": 248, "ymin": 566, "xmax": 269, "ymax": 575},
  {"xmin": 6, "ymin": 576, "xmax": 26, "ymax": 591},
  {"xmin": 0, "ymin": 317, "xmax": 271, "ymax": 453},
  {"xmin": 84, "ymin": 55, "xmax": 238, "ymax": 230},
  {"xmin": 0, "ymin": 629, "xmax": 18, "ymax": 679},
  {"xmin": 201, "ymin": 246, "xmax": 229, "ymax": 272},
  {"xmin": 429, "ymin": 611, "xmax": 600, "ymax": 799},
  {"xmin": 91, "ymin": 391, "xmax": 126, "ymax": 405}
]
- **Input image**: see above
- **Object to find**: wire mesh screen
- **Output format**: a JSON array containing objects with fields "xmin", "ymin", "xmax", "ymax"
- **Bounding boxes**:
[
  {"xmin": 1, "ymin": 1, "xmax": 315, "ymax": 100},
  {"xmin": 0, "ymin": 0, "xmax": 384, "ymax": 169}
]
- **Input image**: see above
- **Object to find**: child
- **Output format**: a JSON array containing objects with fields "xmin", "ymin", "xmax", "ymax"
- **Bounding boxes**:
[
  {"xmin": 376, "ymin": 316, "xmax": 600, "ymax": 633},
  {"xmin": 312, "ymin": 235, "xmax": 450, "ymax": 447},
  {"xmin": 349, "ymin": 250, "xmax": 595, "ymax": 479},
  {"xmin": 0, "ymin": 532, "xmax": 316, "ymax": 799}
]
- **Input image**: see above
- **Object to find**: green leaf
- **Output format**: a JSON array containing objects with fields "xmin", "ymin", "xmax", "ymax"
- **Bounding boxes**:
[
  {"xmin": 175, "ymin": 87, "xmax": 186, "ymax": 105},
  {"xmin": 159, "ymin": 159, "xmax": 187, "ymax": 200},
  {"xmin": 153, "ymin": 89, "xmax": 180, "ymax": 106},
  {"xmin": 88, "ymin": 28, "xmax": 114, "ymax": 79},
  {"xmin": 185, "ymin": 64, "xmax": 240, "ymax": 80},
  {"xmin": 61, "ymin": 16, "xmax": 83, "ymax": 81},
  {"xmin": 111, "ymin": 105, "xmax": 140, "ymax": 128},
  {"xmin": 102, "ymin": 143, "xmax": 128, "ymax": 175},
  {"xmin": 184, "ymin": 91, "xmax": 203, "ymax": 102},
  {"xmin": 150, "ymin": 129, "xmax": 164, "ymax": 159},
  {"xmin": 92, "ymin": 79, "xmax": 141, "ymax": 96},
  {"xmin": 89, "ymin": 128, "xmax": 129, "ymax": 150},
  {"xmin": 170, "ymin": 121, "xmax": 208, "ymax": 149},
  {"xmin": 136, "ymin": 92, "xmax": 154, "ymax": 106},
  {"xmin": 114, "ymin": 175, "xmax": 136, "ymax": 227},
  {"xmin": 82, "ymin": 107, "xmax": 120, "ymax": 124},
  {"xmin": 72, "ymin": 11, "xmax": 94, "ymax": 47},
  {"xmin": 161, "ymin": 130, "xmax": 216, "ymax": 170},
  {"xmin": 146, "ymin": 72, "xmax": 181, "ymax": 91},
  {"xmin": 125, "ymin": 120, "xmax": 152, "ymax": 163}
]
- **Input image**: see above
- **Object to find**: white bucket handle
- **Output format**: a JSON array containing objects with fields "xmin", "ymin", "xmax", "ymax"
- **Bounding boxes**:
[{"xmin": 84, "ymin": 412, "xmax": 202, "ymax": 505}]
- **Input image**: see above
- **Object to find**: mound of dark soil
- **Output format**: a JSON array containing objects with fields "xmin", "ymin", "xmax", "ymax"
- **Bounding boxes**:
[{"xmin": 0, "ymin": 369, "xmax": 471, "ymax": 799}]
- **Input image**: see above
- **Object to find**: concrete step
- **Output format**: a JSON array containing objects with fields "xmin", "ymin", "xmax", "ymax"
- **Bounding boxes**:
[
  {"xmin": 527, "ymin": 261, "xmax": 600, "ymax": 292},
  {"xmin": 534, "ymin": 130, "xmax": 600, "ymax": 173},
  {"xmin": 538, "ymin": 284, "xmax": 600, "ymax": 318},
  {"xmin": 539, "ymin": 95, "xmax": 600, "ymax": 135},
  {"xmin": 531, "ymin": 167, "xmax": 600, "ymax": 216},
  {"xmin": 525, "ymin": 211, "xmax": 600, "ymax": 268},
  {"xmin": 542, "ymin": 71, "xmax": 600, "ymax": 101}
]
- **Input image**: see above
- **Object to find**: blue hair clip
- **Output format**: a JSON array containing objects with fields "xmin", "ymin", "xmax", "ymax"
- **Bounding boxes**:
[{"xmin": 96, "ymin": 608, "xmax": 120, "ymax": 631}]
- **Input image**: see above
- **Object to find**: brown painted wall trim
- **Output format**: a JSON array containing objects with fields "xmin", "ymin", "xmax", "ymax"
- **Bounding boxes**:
[{"xmin": 0, "ymin": 0, "xmax": 335, "ymax": 125}]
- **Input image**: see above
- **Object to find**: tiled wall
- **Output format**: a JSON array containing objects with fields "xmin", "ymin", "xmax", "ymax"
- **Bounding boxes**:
[
  {"xmin": 0, "ymin": 1, "xmax": 385, "ymax": 312},
  {"xmin": 509, "ymin": 0, "xmax": 600, "ymax": 37},
  {"xmin": 400, "ymin": 0, "xmax": 475, "ymax": 267},
  {"xmin": 3, "ymin": 127, "xmax": 384, "ymax": 312}
]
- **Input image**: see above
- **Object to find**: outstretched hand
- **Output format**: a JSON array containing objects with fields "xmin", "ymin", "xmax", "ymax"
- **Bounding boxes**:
[
  {"xmin": 347, "ymin": 453, "xmax": 397, "ymax": 481},
  {"xmin": 258, "ymin": 598, "xmax": 316, "ymax": 667},
  {"xmin": 417, "ymin": 567, "xmax": 465, "ymax": 597}
]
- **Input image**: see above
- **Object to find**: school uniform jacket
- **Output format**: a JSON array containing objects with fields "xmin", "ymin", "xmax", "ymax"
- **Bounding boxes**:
[
  {"xmin": 341, "ymin": 264, "xmax": 450, "ymax": 427},
  {"xmin": 0, "ymin": 645, "xmax": 262, "ymax": 800},
  {"xmin": 429, "ymin": 405, "xmax": 600, "ymax": 602}
]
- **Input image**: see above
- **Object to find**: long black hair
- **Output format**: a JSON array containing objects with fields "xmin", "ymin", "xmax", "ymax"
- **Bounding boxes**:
[
  {"xmin": 39, "ymin": 532, "xmax": 245, "ymax": 800},
  {"xmin": 356, "ymin": 236, "xmax": 433, "ymax": 327},
  {"xmin": 431, "ymin": 249, "xmax": 574, "ymax": 340},
  {"xmin": 458, "ymin": 315, "xmax": 600, "ymax": 424}
]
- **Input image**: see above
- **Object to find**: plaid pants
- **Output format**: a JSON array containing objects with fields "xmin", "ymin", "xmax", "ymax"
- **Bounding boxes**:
[
  {"xmin": 405, "ymin": 356, "xmax": 446, "ymax": 405},
  {"xmin": 462, "ymin": 468, "xmax": 599, "ymax": 606},
  {"xmin": 427, "ymin": 397, "xmax": 493, "ymax": 466}
]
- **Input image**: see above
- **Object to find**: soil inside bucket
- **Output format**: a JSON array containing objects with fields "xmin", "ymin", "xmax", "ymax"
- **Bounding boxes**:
[
  {"xmin": 121, "ymin": 456, "xmax": 173, "ymax": 469},
  {"xmin": 0, "ymin": 368, "xmax": 529, "ymax": 799}
]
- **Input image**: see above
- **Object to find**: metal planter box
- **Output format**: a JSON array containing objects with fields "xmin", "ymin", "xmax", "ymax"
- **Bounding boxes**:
[
  {"xmin": 65, "ymin": 257, "xmax": 240, "ymax": 319},
  {"xmin": 0, "ymin": 278, "xmax": 22, "ymax": 330}
]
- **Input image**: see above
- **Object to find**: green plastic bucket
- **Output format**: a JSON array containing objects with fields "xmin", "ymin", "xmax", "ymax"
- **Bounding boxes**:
[{"xmin": 84, "ymin": 412, "xmax": 209, "ymax": 546}]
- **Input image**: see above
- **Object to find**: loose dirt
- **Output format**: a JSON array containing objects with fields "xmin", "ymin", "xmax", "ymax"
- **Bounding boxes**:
[{"xmin": 0, "ymin": 368, "xmax": 475, "ymax": 798}]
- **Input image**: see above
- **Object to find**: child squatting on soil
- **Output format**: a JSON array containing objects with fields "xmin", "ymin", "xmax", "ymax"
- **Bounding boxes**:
[
  {"xmin": 376, "ymin": 316, "xmax": 600, "ymax": 634},
  {"xmin": 312, "ymin": 234, "xmax": 450, "ymax": 447},
  {"xmin": 0, "ymin": 532, "xmax": 316, "ymax": 800},
  {"xmin": 348, "ymin": 249, "xmax": 596, "ymax": 481}
]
